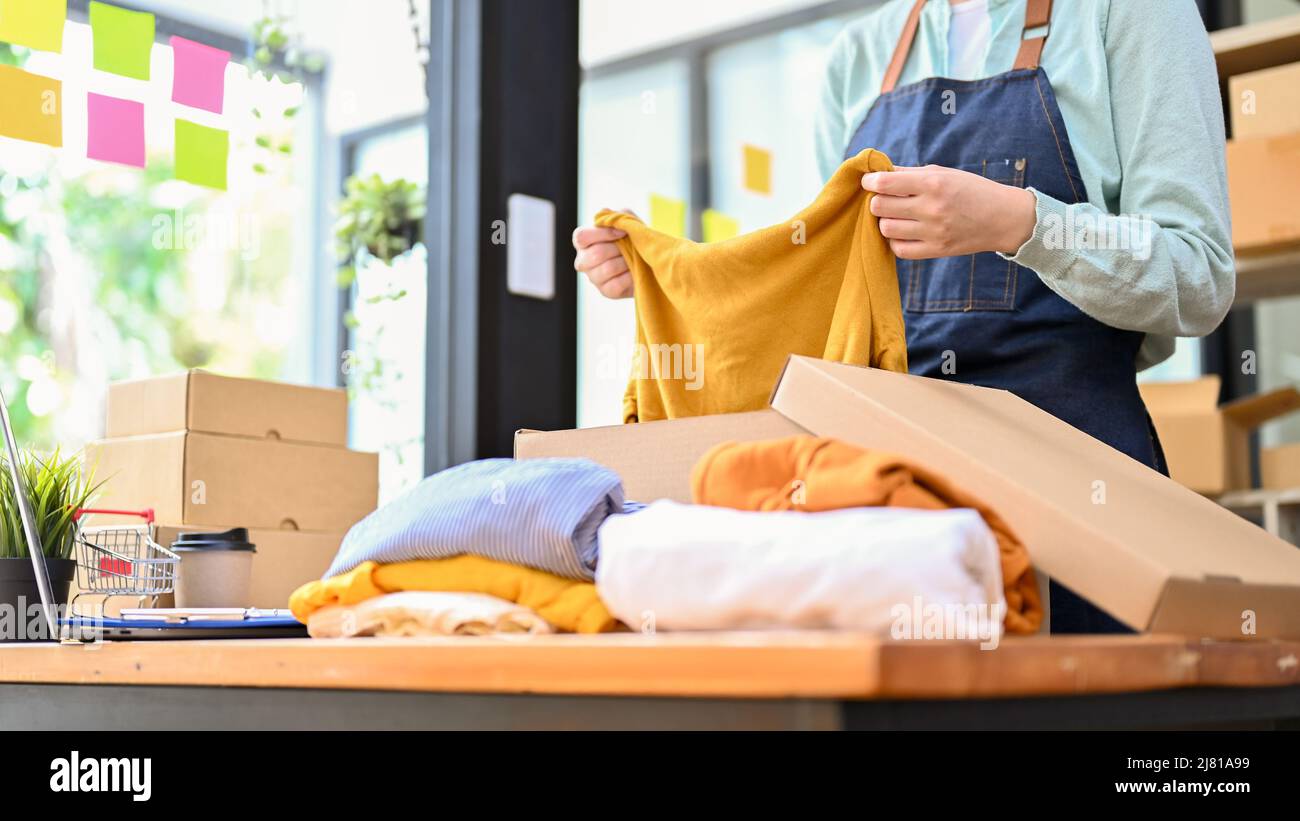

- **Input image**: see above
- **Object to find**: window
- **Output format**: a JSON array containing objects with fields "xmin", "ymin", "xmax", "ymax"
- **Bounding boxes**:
[
  {"xmin": 339, "ymin": 120, "xmax": 428, "ymax": 503},
  {"xmin": 0, "ymin": 14, "xmax": 322, "ymax": 449}
]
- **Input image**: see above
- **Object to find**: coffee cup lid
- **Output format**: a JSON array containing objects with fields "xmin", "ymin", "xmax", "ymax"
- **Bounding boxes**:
[{"xmin": 171, "ymin": 528, "xmax": 256, "ymax": 552}]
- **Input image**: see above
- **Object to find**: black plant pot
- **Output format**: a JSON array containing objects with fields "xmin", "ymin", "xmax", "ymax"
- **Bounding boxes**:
[{"xmin": 0, "ymin": 557, "xmax": 75, "ymax": 642}]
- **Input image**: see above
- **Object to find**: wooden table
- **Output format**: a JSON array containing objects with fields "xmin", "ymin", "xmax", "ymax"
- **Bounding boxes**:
[{"xmin": 2, "ymin": 633, "xmax": 1298, "ymax": 730}]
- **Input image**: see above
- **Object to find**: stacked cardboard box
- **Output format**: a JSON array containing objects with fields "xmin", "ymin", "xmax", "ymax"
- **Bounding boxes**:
[
  {"xmin": 1226, "ymin": 61, "xmax": 1300, "ymax": 253},
  {"xmin": 81, "ymin": 371, "xmax": 376, "ymax": 609}
]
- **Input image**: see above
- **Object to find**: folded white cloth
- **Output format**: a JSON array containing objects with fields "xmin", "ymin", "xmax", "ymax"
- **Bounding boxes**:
[
  {"xmin": 307, "ymin": 591, "xmax": 554, "ymax": 638},
  {"xmin": 595, "ymin": 501, "xmax": 1005, "ymax": 637}
]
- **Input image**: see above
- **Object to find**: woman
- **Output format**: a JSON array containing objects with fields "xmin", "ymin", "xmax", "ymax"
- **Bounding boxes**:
[{"xmin": 572, "ymin": 0, "xmax": 1234, "ymax": 633}]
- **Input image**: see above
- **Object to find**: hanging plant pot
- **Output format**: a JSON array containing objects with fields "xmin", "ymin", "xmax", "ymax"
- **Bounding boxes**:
[{"xmin": 0, "ymin": 557, "xmax": 75, "ymax": 642}]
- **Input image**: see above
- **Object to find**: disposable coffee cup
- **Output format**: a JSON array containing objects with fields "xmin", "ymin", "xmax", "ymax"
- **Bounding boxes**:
[{"xmin": 171, "ymin": 528, "xmax": 257, "ymax": 608}]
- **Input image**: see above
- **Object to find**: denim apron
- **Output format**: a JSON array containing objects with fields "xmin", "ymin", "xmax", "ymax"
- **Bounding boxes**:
[{"xmin": 845, "ymin": 0, "xmax": 1165, "ymax": 633}]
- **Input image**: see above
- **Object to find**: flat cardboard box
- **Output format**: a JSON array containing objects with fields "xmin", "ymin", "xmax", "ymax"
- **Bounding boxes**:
[
  {"xmin": 106, "ymin": 370, "xmax": 348, "ymax": 446},
  {"xmin": 517, "ymin": 410, "xmax": 803, "ymax": 502},
  {"xmin": 1262, "ymin": 442, "xmax": 1300, "ymax": 491},
  {"xmin": 516, "ymin": 355, "xmax": 1300, "ymax": 639},
  {"xmin": 1138, "ymin": 376, "xmax": 1300, "ymax": 495},
  {"xmin": 1228, "ymin": 61, "xmax": 1300, "ymax": 139},
  {"xmin": 1226, "ymin": 134, "xmax": 1300, "ymax": 253},
  {"xmin": 84, "ymin": 431, "xmax": 377, "ymax": 531},
  {"xmin": 71, "ymin": 525, "xmax": 342, "ymax": 614}
]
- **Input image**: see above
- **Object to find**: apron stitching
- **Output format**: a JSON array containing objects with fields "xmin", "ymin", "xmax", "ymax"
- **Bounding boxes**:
[{"xmin": 1033, "ymin": 72, "xmax": 1082, "ymax": 203}]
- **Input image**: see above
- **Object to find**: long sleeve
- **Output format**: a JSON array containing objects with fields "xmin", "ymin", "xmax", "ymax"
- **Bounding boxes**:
[{"xmin": 1002, "ymin": 0, "xmax": 1235, "ymax": 360}]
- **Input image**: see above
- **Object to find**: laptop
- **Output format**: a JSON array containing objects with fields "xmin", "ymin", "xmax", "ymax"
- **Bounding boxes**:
[
  {"xmin": 2, "ymin": 386, "xmax": 306, "ymax": 642},
  {"xmin": 63, "ymin": 608, "xmax": 308, "ymax": 641}
]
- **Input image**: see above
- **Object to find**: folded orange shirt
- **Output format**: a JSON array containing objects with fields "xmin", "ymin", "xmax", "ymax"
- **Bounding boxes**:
[{"xmin": 691, "ymin": 435, "xmax": 1042, "ymax": 634}]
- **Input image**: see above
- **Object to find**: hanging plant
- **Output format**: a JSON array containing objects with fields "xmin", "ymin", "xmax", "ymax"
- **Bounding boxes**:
[
  {"xmin": 246, "ymin": 9, "xmax": 323, "ymax": 174},
  {"xmin": 334, "ymin": 173, "xmax": 426, "ymax": 288}
]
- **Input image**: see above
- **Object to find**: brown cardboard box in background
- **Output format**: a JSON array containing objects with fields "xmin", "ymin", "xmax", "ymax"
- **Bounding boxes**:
[
  {"xmin": 1228, "ymin": 61, "xmax": 1300, "ymax": 139},
  {"xmin": 518, "ymin": 356, "xmax": 1300, "ymax": 639},
  {"xmin": 1262, "ymin": 443, "xmax": 1300, "ymax": 491},
  {"xmin": 106, "ymin": 370, "xmax": 348, "ymax": 446},
  {"xmin": 84, "ymin": 432, "xmax": 377, "ymax": 531},
  {"xmin": 1226, "ymin": 133, "xmax": 1300, "ymax": 253},
  {"xmin": 1138, "ymin": 376, "xmax": 1300, "ymax": 495}
]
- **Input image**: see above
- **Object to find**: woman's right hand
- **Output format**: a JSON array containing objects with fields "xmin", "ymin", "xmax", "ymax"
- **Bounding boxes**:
[{"xmin": 573, "ymin": 220, "xmax": 633, "ymax": 299}]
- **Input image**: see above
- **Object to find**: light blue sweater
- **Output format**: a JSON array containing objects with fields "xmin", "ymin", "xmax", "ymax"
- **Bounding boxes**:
[{"xmin": 814, "ymin": 0, "xmax": 1235, "ymax": 370}]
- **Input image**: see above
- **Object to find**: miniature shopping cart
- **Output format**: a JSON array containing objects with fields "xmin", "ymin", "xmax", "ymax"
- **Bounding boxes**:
[{"xmin": 70, "ymin": 508, "xmax": 179, "ymax": 617}]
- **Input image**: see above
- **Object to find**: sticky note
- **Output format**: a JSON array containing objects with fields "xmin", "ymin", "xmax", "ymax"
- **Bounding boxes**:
[
  {"xmin": 702, "ymin": 209, "xmax": 739, "ymax": 243},
  {"xmin": 174, "ymin": 119, "xmax": 228, "ymax": 190},
  {"xmin": 649, "ymin": 194, "xmax": 686, "ymax": 238},
  {"xmin": 89, "ymin": 1, "xmax": 155, "ymax": 80},
  {"xmin": 0, "ymin": 65, "xmax": 61, "ymax": 147},
  {"xmin": 86, "ymin": 93, "xmax": 144, "ymax": 167},
  {"xmin": 171, "ymin": 35, "xmax": 229, "ymax": 114},
  {"xmin": 743, "ymin": 144, "xmax": 772, "ymax": 195},
  {"xmin": 0, "ymin": 0, "xmax": 66, "ymax": 53}
]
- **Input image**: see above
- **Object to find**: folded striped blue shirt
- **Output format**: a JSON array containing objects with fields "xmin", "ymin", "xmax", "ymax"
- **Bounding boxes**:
[{"xmin": 324, "ymin": 458, "xmax": 628, "ymax": 581}]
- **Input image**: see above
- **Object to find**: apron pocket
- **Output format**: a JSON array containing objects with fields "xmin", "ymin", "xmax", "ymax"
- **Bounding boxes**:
[{"xmin": 903, "ymin": 158, "xmax": 1027, "ymax": 314}]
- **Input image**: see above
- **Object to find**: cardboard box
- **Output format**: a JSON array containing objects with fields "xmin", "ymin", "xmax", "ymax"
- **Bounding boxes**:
[
  {"xmin": 154, "ymin": 525, "xmax": 341, "ymax": 609},
  {"xmin": 518, "ymin": 410, "xmax": 804, "ymax": 502},
  {"xmin": 517, "ymin": 355, "xmax": 1300, "ymax": 639},
  {"xmin": 1138, "ymin": 376, "xmax": 1300, "ymax": 495},
  {"xmin": 1226, "ymin": 134, "xmax": 1300, "ymax": 253},
  {"xmin": 1262, "ymin": 442, "xmax": 1300, "ymax": 491},
  {"xmin": 84, "ymin": 432, "xmax": 377, "ymax": 531},
  {"xmin": 1229, "ymin": 61, "xmax": 1300, "ymax": 139},
  {"xmin": 106, "ymin": 370, "xmax": 348, "ymax": 446}
]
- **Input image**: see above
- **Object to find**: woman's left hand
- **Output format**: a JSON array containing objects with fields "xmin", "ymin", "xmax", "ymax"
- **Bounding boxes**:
[{"xmin": 861, "ymin": 165, "xmax": 1038, "ymax": 260}]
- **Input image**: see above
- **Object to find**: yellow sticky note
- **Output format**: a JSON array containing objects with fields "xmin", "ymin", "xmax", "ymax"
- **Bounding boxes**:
[
  {"xmin": 0, "ymin": 0, "xmax": 66, "ymax": 53},
  {"xmin": 701, "ymin": 209, "xmax": 739, "ymax": 243},
  {"xmin": 0, "ymin": 65, "xmax": 61, "ymax": 147},
  {"xmin": 649, "ymin": 194, "xmax": 686, "ymax": 238},
  {"xmin": 743, "ymin": 144, "xmax": 772, "ymax": 195}
]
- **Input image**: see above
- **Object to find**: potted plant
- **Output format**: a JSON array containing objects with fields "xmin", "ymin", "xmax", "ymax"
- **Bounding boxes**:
[{"xmin": 0, "ymin": 449, "xmax": 102, "ymax": 641}]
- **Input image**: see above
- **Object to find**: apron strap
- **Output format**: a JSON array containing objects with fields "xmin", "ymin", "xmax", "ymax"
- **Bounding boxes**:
[
  {"xmin": 880, "ymin": 0, "xmax": 1055, "ymax": 96},
  {"xmin": 880, "ymin": 0, "xmax": 927, "ymax": 95},
  {"xmin": 1012, "ymin": 0, "xmax": 1053, "ymax": 70}
]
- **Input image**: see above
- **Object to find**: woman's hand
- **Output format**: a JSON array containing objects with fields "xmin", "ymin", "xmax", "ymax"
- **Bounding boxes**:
[
  {"xmin": 861, "ymin": 165, "xmax": 1038, "ymax": 260},
  {"xmin": 573, "ymin": 220, "xmax": 632, "ymax": 299}
]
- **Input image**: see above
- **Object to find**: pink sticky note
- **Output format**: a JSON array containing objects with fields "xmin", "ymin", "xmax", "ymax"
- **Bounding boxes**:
[
  {"xmin": 170, "ymin": 35, "xmax": 229, "ymax": 114},
  {"xmin": 86, "ymin": 92, "xmax": 145, "ymax": 168}
]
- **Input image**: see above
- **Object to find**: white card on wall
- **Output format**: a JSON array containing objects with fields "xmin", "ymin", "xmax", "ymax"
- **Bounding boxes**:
[{"xmin": 507, "ymin": 193, "xmax": 556, "ymax": 300}]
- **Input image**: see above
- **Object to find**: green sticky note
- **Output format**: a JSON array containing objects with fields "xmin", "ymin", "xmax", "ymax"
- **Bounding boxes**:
[
  {"xmin": 174, "ymin": 119, "xmax": 229, "ymax": 190},
  {"xmin": 0, "ymin": 0, "xmax": 67, "ymax": 53},
  {"xmin": 89, "ymin": 1, "xmax": 154, "ymax": 80},
  {"xmin": 702, "ymin": 209, "xmax": 739, "ymax": 243},
  {"xmin": 649, "ymin": 194, "xmax": 686, "ymax": 238}
]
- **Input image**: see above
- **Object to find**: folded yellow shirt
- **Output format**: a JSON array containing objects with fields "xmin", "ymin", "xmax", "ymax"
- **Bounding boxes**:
[
  {"xmin": 596, "ymin": 148, "xmax": 907, "ymax": 424},
  {"xmin": 289, "ymin": 557, "xmax": 619, "ymax": 634}
]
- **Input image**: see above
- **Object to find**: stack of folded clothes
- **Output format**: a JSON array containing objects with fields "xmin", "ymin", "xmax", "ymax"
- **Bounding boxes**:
[
  {"xmin": 290, "ymin": 436, "xmax": 1042, "ymax": 638},
  {"xmin": 289, "ymin": 458, "xmax": 631, "ymax": 634}
]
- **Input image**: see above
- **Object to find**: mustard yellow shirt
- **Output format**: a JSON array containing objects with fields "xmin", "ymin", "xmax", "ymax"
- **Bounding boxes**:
[
  {"xmin": 596, "ymin": 148, "xmax": 907, "ymax": 423},
  {"xmin": 290, "ymin": 557, "xmax": 619, "ymax": 634}
]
